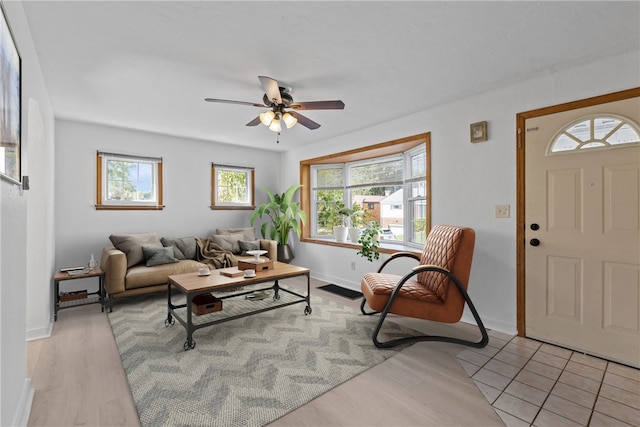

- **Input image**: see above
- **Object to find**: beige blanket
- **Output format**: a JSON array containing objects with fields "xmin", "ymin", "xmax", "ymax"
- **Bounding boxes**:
[{"xmin": 195, "ymin": 237, "xmax": 238, "ymax": 269}]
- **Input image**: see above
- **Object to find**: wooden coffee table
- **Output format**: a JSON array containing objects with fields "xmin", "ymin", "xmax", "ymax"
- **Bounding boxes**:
[{"xmin": 166, "ymin": 262, "xmax": 311, "ymax": 350}]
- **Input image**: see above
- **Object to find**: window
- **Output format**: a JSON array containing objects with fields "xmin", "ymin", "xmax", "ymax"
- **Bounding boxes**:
[
  {"xmin": 211, "ymin": 164, "xmax": 255, "ymax": 210},
  {"xmin": 548, "ymin": 114, "xmax": 640, "ymax": 154},
  {"xmin": 96, "ymin": 151, "xmax": 163, "ymax": 210},
  {"xmin": 300, "ymin": 133, "xmax": 430, "ymax": 249}
]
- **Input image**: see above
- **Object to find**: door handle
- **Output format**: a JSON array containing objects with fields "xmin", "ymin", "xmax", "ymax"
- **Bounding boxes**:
[
  {"xmin": 530, "ymin": 238, "xmax": 540, "ymax": 247},
  {"xmin": 531, "ymin": 223, "xmax": 540, "ymax": 231}
]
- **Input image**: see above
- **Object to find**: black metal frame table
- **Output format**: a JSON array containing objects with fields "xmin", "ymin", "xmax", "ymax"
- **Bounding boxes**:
[
  {"xmin": 52, "ymin": 268, "xmax": 105, "ymax": 321},
  {"xmin": 166, "ymin": 262, "xmax": 311, "ymax": 351}
]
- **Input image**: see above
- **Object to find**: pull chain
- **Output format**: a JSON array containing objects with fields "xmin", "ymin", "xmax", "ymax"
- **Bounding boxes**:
[{"xmin": 276, "ymin": 132, "xmax": 280, "ymax": 144}]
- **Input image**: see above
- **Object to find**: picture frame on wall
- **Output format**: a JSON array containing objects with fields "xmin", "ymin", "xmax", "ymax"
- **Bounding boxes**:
[
  {"xmin": 0, "ymin": 3, "xmax": 21, "ymax": 184},
  {"xmin": 470, "ymin": 121, "xmax": 488, "ymax": 143}
]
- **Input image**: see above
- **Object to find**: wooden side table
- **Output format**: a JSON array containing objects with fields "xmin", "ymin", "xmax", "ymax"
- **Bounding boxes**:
[{"xmin": 53, "ymin": 268, "xmax": 105, "ymax": 321}]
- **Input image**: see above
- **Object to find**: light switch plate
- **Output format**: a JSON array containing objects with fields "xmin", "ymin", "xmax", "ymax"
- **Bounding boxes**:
[{"xmin": 495, "ymin": 204, "xmax": 510, "ymax": 218}]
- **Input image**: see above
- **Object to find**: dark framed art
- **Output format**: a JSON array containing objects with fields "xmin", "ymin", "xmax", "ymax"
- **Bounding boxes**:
[
  {"xmin": 0, "ymin": 3, "xmax": 21, "ymax": 184},
  {"xmin": 470, "ymin": 121, "xmax": 488, "ymax": 143}
]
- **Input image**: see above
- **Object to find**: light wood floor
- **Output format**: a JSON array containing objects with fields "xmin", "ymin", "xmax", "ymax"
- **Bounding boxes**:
[{"xmin": 27, "ymin": 278, "xmax": 504, "ymax": 426}]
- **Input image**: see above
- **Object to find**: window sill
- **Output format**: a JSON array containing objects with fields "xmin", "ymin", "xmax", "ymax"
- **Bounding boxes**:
[
  {"xmin": 210, "ymin": 205, "xmax": 256, "ymax": 210},
  {"xmin": 301, "ymin": 237, "xmax": 422, "ymax": 256},
  {"xmin": 95, "ymin": 205, "xmax": 165, "ymax": 211}
]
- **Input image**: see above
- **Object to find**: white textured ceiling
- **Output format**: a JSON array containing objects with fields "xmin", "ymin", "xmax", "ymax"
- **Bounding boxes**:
[{"xmin": 22, "ymin": 1, "xmax": 640, "ymax": 151}]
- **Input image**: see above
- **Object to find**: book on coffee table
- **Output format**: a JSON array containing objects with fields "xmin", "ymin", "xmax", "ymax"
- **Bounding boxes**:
[{"xmin": 219, "ymin": 268, "xmax": 244, "ymax": 278}]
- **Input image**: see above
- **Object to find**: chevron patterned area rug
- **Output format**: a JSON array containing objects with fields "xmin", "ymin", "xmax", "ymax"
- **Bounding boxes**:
[{"xmin": 108, "ymin": 286, "xmax": 411, "ymax": 427}]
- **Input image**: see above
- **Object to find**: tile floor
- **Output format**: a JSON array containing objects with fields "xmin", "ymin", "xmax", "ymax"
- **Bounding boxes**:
[{"xmin": 457, "ymin": 331, "xmax": 640, "ymax": 426}]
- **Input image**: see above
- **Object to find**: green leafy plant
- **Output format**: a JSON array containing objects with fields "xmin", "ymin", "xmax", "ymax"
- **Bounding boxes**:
[
  {"xmin": 357, "ymin": 221, "xmax": 382, "ymax": 262},
  {"xmin": 340, "ymin": 203, "xmax": 367, "ymax": 228},
  {"xmin": 251, "ymin": 184, "xmax": 307, "ymax": 246}
]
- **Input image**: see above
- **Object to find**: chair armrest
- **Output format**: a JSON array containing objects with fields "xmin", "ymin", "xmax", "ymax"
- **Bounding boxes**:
[
  {"xmin": 259, "ymin": 239, "xmax": 278, "ymax": 261},
  {"xmin": 101, "ymin": 247, "xmax": 127, "ymax": 295},
  {"xmin": 377, "ymin": 251, "xmax": 421, "ymax": 273}
]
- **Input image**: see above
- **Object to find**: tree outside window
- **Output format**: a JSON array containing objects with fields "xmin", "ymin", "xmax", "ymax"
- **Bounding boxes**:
[
  {"xmin": 211, "ymin": 164, "xmax": 255, "ymax": 210},
  {"xmin": 96, "ymin": 152, "xmax": 163, "ymax": 210}
]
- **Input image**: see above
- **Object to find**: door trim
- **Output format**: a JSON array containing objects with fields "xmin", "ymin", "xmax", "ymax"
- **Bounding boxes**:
[{"xmin": 516, "ymin": 87, "xmax": 640, "ymax": 337}]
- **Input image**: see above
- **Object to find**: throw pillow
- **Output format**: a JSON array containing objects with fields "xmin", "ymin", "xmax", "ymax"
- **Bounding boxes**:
[
  {"xmin": 210, "ymin": 233, "xmax": 245, "ymax": 254},
  {"xmin": 142, "ymin": 246, "xmax": 179, "ymax": 267},
  {"xmin": 161, "ymin": 236, "xmax": 197, "ymax": 260},
  {"xmin": 239, "ymin": 240, "xmax": 260, "ymax": 255},
  {"xmin": 109, "ymin": 232, "xmax": 163, "ymax": 267},
  {"xmin": 216, "ymin": 227, "xmax": 256, "ymax": 242}
]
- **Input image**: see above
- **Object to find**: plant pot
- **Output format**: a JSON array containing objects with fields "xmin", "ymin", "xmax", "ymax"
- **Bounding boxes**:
[
  {"xmin": 277, "ymin": 244, "xmax": 295, "ymax": 263},
  {"xmin": 348, "ymin": 227, "xmax": 362, "ymax": 243},
  {"xmin": 333, "ymin": 226, "xmax": 348, "ymax": 243}
]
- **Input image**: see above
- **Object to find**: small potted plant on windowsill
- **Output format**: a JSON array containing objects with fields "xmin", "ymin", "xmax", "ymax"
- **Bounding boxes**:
[
  {"xmin": 357, "ymin": 221, "xmax": 382, "ymax": 262},
  {"xmin": 340, "ymin": 203, "xmax": 366, "ymax": 243}
]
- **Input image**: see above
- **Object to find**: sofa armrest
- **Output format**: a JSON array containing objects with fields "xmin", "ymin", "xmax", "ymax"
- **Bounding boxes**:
[
  {"xmin": 101, "ymin": 247, "xmax": 127, "ymax": 295},
  {"xmin": 260, "ymin": 240, "xmax": 278, "ymax": 261}
]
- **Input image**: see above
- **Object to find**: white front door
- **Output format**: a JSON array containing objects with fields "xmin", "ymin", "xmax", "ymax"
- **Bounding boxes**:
[{"xmin": 525, "ymin": 96, "xmax": 640, "ymax": 367}]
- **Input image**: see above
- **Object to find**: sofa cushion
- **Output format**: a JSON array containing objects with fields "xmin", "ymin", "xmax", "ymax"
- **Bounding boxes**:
[
  {"xmin": 109, "ymin": 232, "xmax": 162, "ymax": 268},
  {"xmin": 211, "ymin": 233, "xmax": 245, "ymax": 254},
  {"xmin": 125, "ymin": 259, "xmax": 206, "ymax": 290},
  {"xmin": 161, "ymin": 236, "xmax": 197, "ymax": 260},
  {"xmin": 239, "ymin": 239, "xmax": 261, "ymax": 255},
  {"xmin": 142, "ymin": 246, "xmax": 179, "ymax": 267},
  {"xmin": 216, "ymin": 227, "xmax": 256, "ymax": 241}
]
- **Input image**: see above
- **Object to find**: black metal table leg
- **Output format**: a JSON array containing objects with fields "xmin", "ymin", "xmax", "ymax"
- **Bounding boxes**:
[
  {"xmin": 99, "ymin": 275, "xmax": 105, "ymax": 312},
  {"xmin": 304, "ymin": 273, "xmax": 312, "ymax": 315},
  {"xmin": 54, "ymin": 279, "xmax": 59, "ymax": 321},
  {"xmin": 165, "ymin": 282, "xmax": 175, "ymax": 326},
  {"xmin": 273, "ymin": 280, "xmax": 280, "ymax": 300},
  {"xmin": 184, "ymin": 293, "xmax": 195, "ymax": 350}
]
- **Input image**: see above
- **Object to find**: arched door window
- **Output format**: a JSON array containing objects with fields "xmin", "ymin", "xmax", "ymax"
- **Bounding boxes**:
[{"xmin": 547, "ymin": 114, "xmax": 640, "ymax": 154}]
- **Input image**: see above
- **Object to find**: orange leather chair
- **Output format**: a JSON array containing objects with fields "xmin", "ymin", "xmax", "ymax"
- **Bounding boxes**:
[{"xmin": 360, "ymin": 224, "xmax": 488, "ymax": 348}]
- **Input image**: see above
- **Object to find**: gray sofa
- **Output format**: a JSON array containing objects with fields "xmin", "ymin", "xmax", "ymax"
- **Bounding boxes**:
[{"xmin": 100, "ymin": 227, "xmax": 277, "ymax": 304}]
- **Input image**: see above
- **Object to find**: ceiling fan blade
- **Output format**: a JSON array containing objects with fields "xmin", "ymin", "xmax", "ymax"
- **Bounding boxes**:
[
  {"xmin": 246, "ymin": 116, "xmax": 261, "ymax": 126},
  {"xmin": 205, "ymin": 98, "xmax": 266, "ymax": 108},
  {"xmin": 258, "ymin": 76, "xmax": 282, "ymax": 105},
  {"xmin": 289, "ymin": 100, "xmax": 345, "ymax": 110},
  {"xmin": 289, "ymin": 111, "xmax": 321, "ymax": 130}
]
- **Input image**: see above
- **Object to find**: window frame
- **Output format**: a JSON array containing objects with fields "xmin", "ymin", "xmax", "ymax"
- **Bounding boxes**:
[
  {"xmin": 547, "ymin": 114, "xmax": 640, "ymax": 155},
  {"xmin": 210, "ymin": 164, "xmax": 255, "ymax": 210},
  {"xmin": 95, "ymin": 151, "xmax": 164, "ymax": 211},
  {"xmin": 300, "ymin": 133, "xmax": 431, "ymax": 253}
]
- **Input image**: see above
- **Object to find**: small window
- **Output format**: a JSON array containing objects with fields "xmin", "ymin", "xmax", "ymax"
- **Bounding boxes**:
[
  {"xmin": 96, "ymin": 151, "xmax": 163, "ymax": 210},
  {"xmin": 548, "ymin": 114, "xmax": 640, "ymax": 154},
  {"xmin": 211, "ymin": 164, "xmax": 255, "ymax": 210}
]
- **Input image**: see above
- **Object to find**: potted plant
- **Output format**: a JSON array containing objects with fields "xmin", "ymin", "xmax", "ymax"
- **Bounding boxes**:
[
  {"xmin": 357, "ymin": 221, "xmax": 382, "ymax": 262},
  {"xmin": 320, "ymin": 199, "xmax": 348, "ymax": 242},
  {"xmin": 332, "ymin": 204, "xmax": 349, "ymax": 243},
  {"xmin": 250, "ymin": 184, "xmax": 307, "ymax": 263},
  {"xmin": 340, "ymin": 203, "xmax": 366, "ymax": 243}
]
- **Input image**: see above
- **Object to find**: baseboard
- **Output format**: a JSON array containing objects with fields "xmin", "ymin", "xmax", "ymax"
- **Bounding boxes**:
[
  {"xmin": 12, "ymin": 378, "xmax": 34, "ymax": 427},
  {"xmin": 26, "ymin": 321, "xmax": 52, "ymax": 341},
  {"xmin": 461, "ymin": 312, "xmax": 516, "ymax": 336}
]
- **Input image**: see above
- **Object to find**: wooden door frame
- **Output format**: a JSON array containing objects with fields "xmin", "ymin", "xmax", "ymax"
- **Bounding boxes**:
[{"xmin": 515, "ymin": 87, "xmax": 640, "ymax": 336}]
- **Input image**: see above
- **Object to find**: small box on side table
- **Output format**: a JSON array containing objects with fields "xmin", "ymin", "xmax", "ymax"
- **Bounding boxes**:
[{"xmin": 238, "ymin": 259, "xmax": 274, "ymax": 272}]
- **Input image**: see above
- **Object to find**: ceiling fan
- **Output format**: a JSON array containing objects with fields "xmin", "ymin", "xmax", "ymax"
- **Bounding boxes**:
[{"xmin": 205, "ymin": 76, "xmax": 345, "ymax": 132}]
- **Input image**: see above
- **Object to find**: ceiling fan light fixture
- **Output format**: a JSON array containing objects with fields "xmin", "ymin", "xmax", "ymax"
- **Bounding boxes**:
[
  {"xmin": 282, "ymin": 112, "xmax": 297, "ymax": 129},
  {"xmin": 259, "ymin": 110, "xmax": 275, "ymax": 126},
  {"xmin": 269, "ymin": 118, "xmax": 282, "ymax": 132}
]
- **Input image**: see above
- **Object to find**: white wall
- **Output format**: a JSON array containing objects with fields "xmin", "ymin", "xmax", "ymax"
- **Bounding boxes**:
[
  {"xmin": 282, "ymin": 50, "xmax": 640, "ymax": 335},
  {"xmin": 52, "ymin": 120, "xmax": 282, "ymax": 293},
  {"xmin": 1, "ymin": 2, "xmax": 55, "ymax": 425}
]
